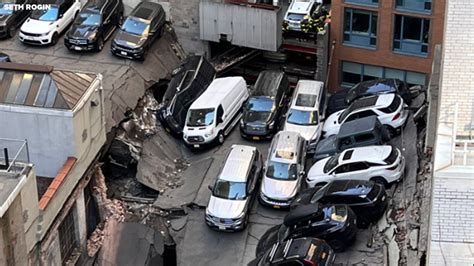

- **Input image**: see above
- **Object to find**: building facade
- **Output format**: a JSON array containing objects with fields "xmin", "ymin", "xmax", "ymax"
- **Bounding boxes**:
[{"xmin": 328, "ymin": 0, "xmax": 445, "ymax": 91}]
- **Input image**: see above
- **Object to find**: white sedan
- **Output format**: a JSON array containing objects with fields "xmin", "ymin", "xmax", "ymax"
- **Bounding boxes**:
[{"xmin": 306, "ymin": 145, "xmax": 405, "ymax": 187}]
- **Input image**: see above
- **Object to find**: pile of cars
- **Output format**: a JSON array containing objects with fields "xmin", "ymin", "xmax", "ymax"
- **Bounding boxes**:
[
  {"xmin": 155, "ymin": 55, "xmax": 413, "ymax": 265},
  {"xmin": 1, "ymin": 0, "xmax": 166, "ymax": 60}
]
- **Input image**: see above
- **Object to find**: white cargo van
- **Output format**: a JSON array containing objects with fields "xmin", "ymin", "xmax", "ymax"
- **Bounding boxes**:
[{"xmin": 183, "ymin": 77, "xmax": 249, "ymax": 148}]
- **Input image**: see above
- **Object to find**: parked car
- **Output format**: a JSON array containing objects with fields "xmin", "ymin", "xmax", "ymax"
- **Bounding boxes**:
[
  {"xmin": 19, "ymin": 0, "xmax": 81, "ymax": 45},
  {"xmin": 283, "ymin": 0, "xmax": 319, "ymax": 32},
  {"xmin": 158, "ymin": 55, "xmax": 216, "ymax": 135},
  {"xmin": 345, "ymin": 78, "xmax": 413, "ymax": 106},
  {"xmin": 205, "ymin": 145, "xmax": 262, "ymax": 231},
  {"xmin": 291, "ymin": 180, "xmax": 388, "ymax": 228},
  {"xmin": 111, "ymin": 1, "xmax": 165, "ymax": 60},
  {"xmin": 306, "ymin": 145, "xmax": 405, "ymax": 188},
  {"xmin": 65, "ymin": 0, "xmax": 124, "ymax": 51},
  {"xmin": 283, "ymin": 80, "xmax": 325, "ymax": 153},
  {"xmin": 250, "ymin": 237, "xmax": 335, "ymax": 266},
  {"xmin": 0, "ymin": 0, "xmax": 35, "ymax": 38},
  {"xmin": 322, "ymin": 94, "xmax": 408, "ymax": 137},
  {"xmin": 259, "ymin": 131, "xmax": 307, "ymax": 209},
  {"xmin": 326, "ymin": 89, "xmax": 348, "ymax": 117},
  {"xmin": 183, "ymin": 77, "xmax": 249, "ymax": 149},
  {"xmin": 240, "ymin": 70, "xmax": 291, "ymax": 140},
  {"xmin": 257, "ymin": 204, "xmax": 357, "ymax": 253},
  {"xmin": 313, "ymin": 116, "xmax": 390, "ymax": 162},
  {"xmin": 0, "ymin": 52, "xmax": 11, "ymax": 62}
]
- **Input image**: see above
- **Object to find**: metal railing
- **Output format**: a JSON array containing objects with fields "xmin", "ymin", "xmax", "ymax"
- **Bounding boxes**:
[{"xmin": 0, "ymin": 138, "xmax": 30, "ymax": 174}]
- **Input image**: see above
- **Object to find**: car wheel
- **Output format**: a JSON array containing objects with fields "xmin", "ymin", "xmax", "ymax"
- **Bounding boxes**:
[
  {"xmin": 96, "ymin": 37, "xmax": 104, "ymax": 51},
  {"xmin": 7, "ymin": 26, "xmax": 15, "ymax": 38},
  {"xmin": 371, "ymin": 177, "xmax": 388, "ymax": 187},
  {"xmin": 51, "ymin": 32, "xmax": 59, "ymax": 45},
  {"xmin": 140, "ymin": 48, "xmax": 148, "ymax": 61},
  {"xmin": 384, "ymin": 125, "xmax": 396, "ymax": 138},
  {"xmin": 328, "ymin": 239, "xmax": 345, "ymax": 252},
  {"xmin": 217, "ymin": 131, "xmax": 225, "ymax": 145}
]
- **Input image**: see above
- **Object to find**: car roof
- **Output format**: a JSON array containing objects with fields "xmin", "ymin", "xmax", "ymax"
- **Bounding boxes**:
[
  {"xmin": 345, "ymin": 94, "xmax": 393, "ymax": 114},
  {"xmin": 338, "ymin": 116, "xmax": 379, "ymax": 137},
  {"xmin": 291, "ymin": 80, "xmax": 323, "ymax": 109},
  {"xmin": 82, "ymin": 0, "xmax": 108, "ymax": 12},
  {"xmin": 252, "ymin": 70, "xmax": 287, "ymax": 97},
  {"xmin": 190, "ymin": 77, "xmax": 244, "ymax": 109},
  {"xmin": 339, "ymin": 145, "xmax": 393, "ymax": 165},
  {"xmin": 131, "ymin": 2, "xmax": 162, "ymax": 20},
  {"xmin": 289, "ymin": 0, "xmax": 316, "ymax": 14},
  {"xmin": 325, "ymin": 180, "xmax": 374, "ymax": 197},
  {"xmin": 270, "ymin": 131, "xmax": 302, "ymax": 163},
  {"xmin": 219, "ymin": 145, "xmax": 256, "ymax": 182}
]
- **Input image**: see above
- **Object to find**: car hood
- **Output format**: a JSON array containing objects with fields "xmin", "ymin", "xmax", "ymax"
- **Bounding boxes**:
[
  {"xmin": 67, "ymin": 24, "xmax": 98, "ymax": 39},
  {"xmin": 307, "ymin": 157, "xmax": 330, "ymax": 181},
  {"xmin": 21, "ymin": 18, "xmax": 54, "ymax": 34},
  {"xmin": 322, "ymin": 110, "xmax": 343, "ymax": 136},
  {"xmin": 284, "ymin": 122, "xmax": 319, "ymax": 141},
  {"xmin": 207, "ymin": 196, "xmax": 246, "ymax": 219},
  {"xmin": 261, "ymin": 177, "xmax": 298, "ymax": 200},
  {"xmin": 114, "ymin": 29, "xmax": 146, "ymax": 48}
]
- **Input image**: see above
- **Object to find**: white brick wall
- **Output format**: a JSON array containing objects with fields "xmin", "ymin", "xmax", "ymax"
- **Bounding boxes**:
[{"xmin": 439, "ymin": 0, "xmax": 474, "ymax": 137}]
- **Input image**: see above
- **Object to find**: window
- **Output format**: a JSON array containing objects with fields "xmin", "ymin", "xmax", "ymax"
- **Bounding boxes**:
[
  {"xmin": 345, "ymin": 0, "xmax": 378, "ymax": 6},
  {"xmin": 344, "ymin": 9, "xmax": 377, "ymax": 48},
  {"xmin": 334, "ymin": 164, "xmax": 351, "ymax": 174},
  {"xmin": 59, "ymin": 208, "xmax": 78, "ymax": 263},
  {"xmin": 348, "ymin": 162, "xmax": 369, "ymax": 171},
  {"xmin": 396, "ymin": 0, "xmax": 431, "ymax": 13},
  {"xmin": 393, "ymin": 15, "xmax": 430, "ymax": 56},
  {"xmin": 341, "ymin": 61, "xmax": 427, "ymax": 87},
  {"xmin": 345, "ymin": 110, "xmax": 377, "ymax": 122}
]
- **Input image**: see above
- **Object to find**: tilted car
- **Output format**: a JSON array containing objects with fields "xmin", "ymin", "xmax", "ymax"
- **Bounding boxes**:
[
  {"xmin": 206, "ymin": 145, "xmax": 262, "ymax": 231},
  {"xmin": 111, "ymin": 1, "xmax": 165, "ymax": 60},
  {"xmin": 283, "ymin": 0, "xmax": 319, "ymax": 32},
  {"xmin": 306, "ymin": 145, "xmax": 405, "ymax": 188},
  {"xmin": 0, "ymin": 0, "xmax": 35, "ymax": 38},
  {"xmin": 259, "ymin": 131, "xmax": 307, "ymax": 209},
  {"xmin": 345, "ymin": 78, "xmax": 413, "ymax": 105},
  {"xmin": 65, "ymin": 0, "xmax": 124, "ymax": 51},
  {"xmin": 240, "ymin": 70, "xmax": 291, "ymax": 140},
  {"xmin": 313, "ymin": 115, "xmax": 390, "ymax": 162},
  {"xmin": 251, "ymin": 237, "xmax": 335, "ymax": 266},
  {"xmin": 322, "ymin": 94, "xmax": 408, "ymax": 137},
  {"xmin": 326, "ymin": 88, "xmax": 348, "ymax": 117},
  {"xmin": 291, "ymin": 180, "xmax": 388, "ymax": 228},
  {"xmin": 158, "ymin": 55, "xmax": 216, "ymax": 136},
  {"xmin": 256, "ymin": 203, "xmax": 357, "ymax": 253},
  {"xmin": 19, "ymin": 0, "xmax": 81, "ymax": 45}
]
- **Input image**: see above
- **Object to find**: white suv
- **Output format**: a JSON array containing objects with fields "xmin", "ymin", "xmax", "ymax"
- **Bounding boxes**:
[
  {"xmin": 306, "ymin": 145, "xmax": 405, "ymax": 187},
  {"xmin": 322, "ymin": 94, "xmax": 408, "ymax": 137},
  {"xmin": 283, "ymin": 80, "xmax": 325, "ymax": 153},
  {"xmin": 284, "ymin": 0, "xmax": 320, "ymax": 31},
  {"xmin": 19, "ymin": 0, "xmax": 81, "ymax": 45}
]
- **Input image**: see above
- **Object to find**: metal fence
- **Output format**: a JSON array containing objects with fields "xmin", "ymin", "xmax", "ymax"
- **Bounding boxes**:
[{"xmin": 0, "ymin": 138, "xmax": 30, "ymax": 173}]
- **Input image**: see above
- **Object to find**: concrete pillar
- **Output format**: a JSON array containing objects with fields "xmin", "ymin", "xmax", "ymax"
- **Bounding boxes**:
[{"xmin": 74, "ymin": 189, "xmax": 88, "ymax": 250}]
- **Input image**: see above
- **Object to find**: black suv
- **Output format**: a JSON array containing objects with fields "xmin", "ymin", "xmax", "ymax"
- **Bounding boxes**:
[
  {"xmin": 240, "ymin": 70, "xmax": 291, "ymax": 140},
  {"xmin": 291, "ymin": 180, "xmax": 388, "ymax": 228},
  {"xmin": 111, "ymin": 1, "xmax": 165, "ymax": 60},
  {"xmin": 345, "ymin": 78, "xmax": 413, "ymax": 105},
  {"xmin": 65, "ymin": 0, "xmax": 124, "ymax": 51},
  {"xmin": 257, "ymin": 204, "xmax": 357, "ymax": 253},
  {"xmin": 158, "ymin": 55, "xmax": 216, "ymax": 135},
  {"xmin": 0, "ymin": 0, "xmax": 34, "ymax": 38},
  {"xmin": 250, "ymin": 237, "xmax": 335, "ymax": 266}
]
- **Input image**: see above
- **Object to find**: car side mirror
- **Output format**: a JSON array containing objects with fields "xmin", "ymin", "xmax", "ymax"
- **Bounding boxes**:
[
  {"xmin": 59, "ymin": 14, "xmax": 63, "ymax": 18},
  {"xmin": 299, "ymin": 170, "xmax": 305, "ymax": 177},
  {"xmin": 208, "ymin": 185, "xmax": 213, "ymax": 191}
]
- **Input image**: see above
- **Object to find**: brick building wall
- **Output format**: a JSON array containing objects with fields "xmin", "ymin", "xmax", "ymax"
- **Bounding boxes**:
[
  {"xmin": 438, "ymin": 0, "xmax": 474, "ymax": 137},
  {"xmin": 328, "ymin": 0, "xmax": 445, "ymax": 92}
]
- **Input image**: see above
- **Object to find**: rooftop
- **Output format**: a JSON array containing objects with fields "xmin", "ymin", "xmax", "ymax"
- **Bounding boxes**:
[{"xmin": 0, "ymin": 63, "xmax": 98, "ymax": 110}]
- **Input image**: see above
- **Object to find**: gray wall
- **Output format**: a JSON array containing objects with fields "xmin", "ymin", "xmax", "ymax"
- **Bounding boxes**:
[{"xmin": 0, "ymin": 106, "xmax": 75, "ymax": 178}]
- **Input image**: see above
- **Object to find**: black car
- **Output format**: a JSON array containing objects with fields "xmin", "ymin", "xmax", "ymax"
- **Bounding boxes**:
[
  {"xmin": 313, "ymin": 115, "xmax": 390, "ymax": 161},
  {"xmin": 0, "ymin": 52, "xmax": 11, "ymax": 62},
  {"xmin": 291, "ymin": 180, "xmax": 388, "ymax": 228},
  {"xmin": 240, "ymin": 70, "xmax": 290, "ymax": 140},
  {"xmin": 257, "ymin": 204, "xmax": 357, "ymax": 253},
  {"xmin": 326, "ymin": 89, "xmax": 348, "ymax": 117},
  {"xmin": 345, "ymin": 78, "xmax": 412, "ymax": 105},
  {"xmin": 250, "ymin": 237, "xmax": 335, "ymax": 266},
  {"xmin": 65, "ymin": 0, "xmax": 124, "ymax": 51},
  {"xmin": 0, "ymin": 0, "xmax": 34, "ymax": 38},
  {"xmin": 158, "ymin": 55, "xmax": 216, "ymax": 135},
  {"xmin": 111, "ymin": 1, "xmax": 165, "ymax": 60}
]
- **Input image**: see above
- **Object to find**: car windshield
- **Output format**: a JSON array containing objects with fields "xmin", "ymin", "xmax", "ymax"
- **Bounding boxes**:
[
  {"xmin": 287, "ymin": 13, "xmax": 305, "ymax": 21},
  {"xmin": 122, "ymin": 17, "xmax": 149, "ymax": 36},
  {"xmin": 287, "ymin": 109, "xmax": 318, "ymax": 125},
  {"xmin": 213, "ymin": 180, "xmax": 247, "ymax": 200},
  {"xmin": 31, "ymin": 6, "xmax": 59, "ymax": 21},
  {"xmin": 266, "ymin": 161, "xmax": 298, "ymax": 180},
  {"xmin": 310, "ymin": 186, "xmax": 328, "ymax": 203},
  {"xmin": 186, "ymin": 108, "xmax": 214, "ymax": 127},
  {"xmin": 75, "ymin": 12, "xmax": 101, "ymax": 26},
  {"xmin": 323, "ymin": 154, "xmax": 340, "ymax": 173},
  {"xmin": 245, "ymin": 97, "xmax": 274, "ymax": 122},
  {"xmin": 0, "ymin": 3, "xmax": 13, "ymax": 15}
]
